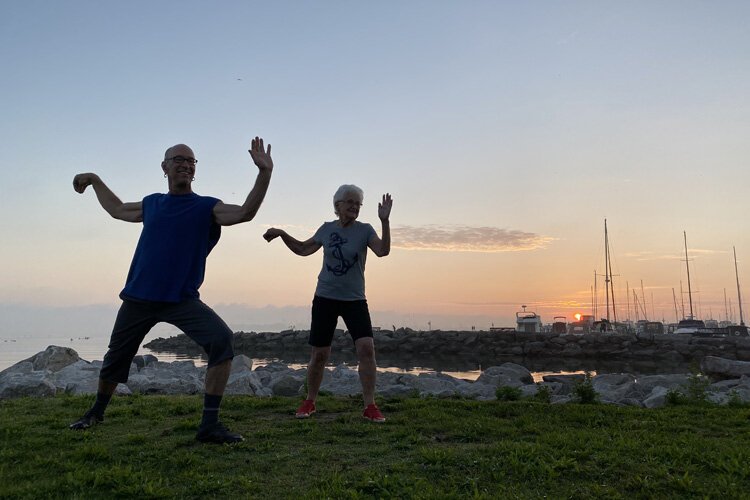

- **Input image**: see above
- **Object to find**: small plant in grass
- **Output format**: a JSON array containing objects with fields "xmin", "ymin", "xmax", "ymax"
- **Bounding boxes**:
[
  {"xmin": 685, "ymin": 372, "xmax": 711, "ymax": 404},
  {"xmin": 666, "ymin": 388, "xmax": 687, "ymax": 406},
  {"xmin": 532, "ymin": 384, "xmax": 552, "ymax": 403},
  {"xmin": 496, "ymin": 385, "xmax": 523, "ymax": 401},
  {"xmin": 574, "ymin": 372, "xmax": 598, "ymax": 404}
]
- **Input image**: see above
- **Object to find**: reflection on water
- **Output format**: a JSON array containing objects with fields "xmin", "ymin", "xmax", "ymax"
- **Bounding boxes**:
[{"xmin": 142, "ymin": 347, "xmax": 693, "ymax": 383}]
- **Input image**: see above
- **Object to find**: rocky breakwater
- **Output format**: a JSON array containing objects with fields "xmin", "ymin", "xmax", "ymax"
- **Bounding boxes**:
[
  {"xmin": 146, "ymin": 328, "xmax": 750, "ymax": 364},
  {"xmin": 3, "ymin": 346, "xmax": 750, "ymax": 408}
]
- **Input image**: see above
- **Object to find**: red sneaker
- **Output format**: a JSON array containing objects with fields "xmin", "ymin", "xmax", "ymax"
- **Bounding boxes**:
[
  {"xmin": 363, "ymin": 404, "xmax": 386, "ymax": 423},
  {"xmin": 295, "ymin": 399, "xmax": 316, "ymax": 419}
]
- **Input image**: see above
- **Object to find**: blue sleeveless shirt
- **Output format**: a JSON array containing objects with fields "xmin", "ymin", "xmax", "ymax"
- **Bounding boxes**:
[{"xmin": 120, "ymin": 193, "xmax": 221, "ymax": 302}]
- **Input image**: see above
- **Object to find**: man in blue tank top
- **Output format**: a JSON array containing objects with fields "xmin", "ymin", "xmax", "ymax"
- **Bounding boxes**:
[{"xmin": 68, "ymin": 137, "xmax": 273, "ymax": 444}]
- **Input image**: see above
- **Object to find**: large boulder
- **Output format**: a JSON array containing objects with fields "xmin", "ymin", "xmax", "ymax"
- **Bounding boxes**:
[
  {"xmin": 23, "ymin": 346, "xmax": 80, "ymax": 372},
  {"xmin": 320, "ymin": 365, "xmax": 361, "ymax": 396},
  {"xmin": 126, "ymin": 360, "xmax": 204, "ymax": 394},
  {"xmin": 0, "ymin": 371, "xmax": 57, "ymax": 398},
  {"xmin": 592, "ymin": 373, "xmax": 636, "ymax": 403},
  {"xmin": 50, "ymin": 359, "xmax": 100, "ymax": 394},
  {"xmin": 225, "ymin": 371, "xmax": 267, "ymax": 396},
  {"xmin": 476, "ymin": 363, "xmax": 533, "ymax": 388},
  {"xmin": 701, "ymin": 356, "xmax": 750, "ymax": 380},
  {"xmin": 541, "ymin": 374, "xmax": 585, "ymax": 395},
  {"xmin": 271, "ymin": 374, "xmax": 305, "ymax": 396}
]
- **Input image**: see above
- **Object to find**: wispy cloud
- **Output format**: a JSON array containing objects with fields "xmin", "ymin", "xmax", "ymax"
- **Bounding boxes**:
[
  {"xmin": 625, "ymin": 249, "xmax": 727, "ymax": 262},
  {"xmin": 392, "ymin": 225, "xmax": 554, "ymax": 253}
]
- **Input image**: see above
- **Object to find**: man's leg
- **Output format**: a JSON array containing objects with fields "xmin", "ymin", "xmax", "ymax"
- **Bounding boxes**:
[
  {"xmin": 164, "ymin": 300, "xmax": 242, "ymax": 443},
  {"xmin": 70, "ymin": 301, "xmax": 155, "ymax": 430},
  {"xmin": 200, "ymin": 359, "xmax": 232, "ymax": 430}
]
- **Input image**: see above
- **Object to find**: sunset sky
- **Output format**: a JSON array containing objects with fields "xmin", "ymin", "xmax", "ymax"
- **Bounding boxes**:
[{"xmin": 1, "ymin": 1, "xmax": 749, "ymax": 342}]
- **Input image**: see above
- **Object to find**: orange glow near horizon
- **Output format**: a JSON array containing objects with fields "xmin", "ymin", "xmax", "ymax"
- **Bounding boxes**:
[{"xmin": 574, "ymin": 313, "xmax": 582, "ymax": 321}]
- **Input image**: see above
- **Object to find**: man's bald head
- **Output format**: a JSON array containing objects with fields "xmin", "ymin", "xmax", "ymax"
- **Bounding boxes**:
[{"xmin": 164, "ymin": 144, "xmax": 195, "ymax": 160}]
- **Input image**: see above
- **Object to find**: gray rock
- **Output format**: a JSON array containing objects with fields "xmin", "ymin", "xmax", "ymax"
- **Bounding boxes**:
[
  {"xmin": 23, "ymin": 346, "xmax": 80, "ymax": 372},
  {"xmin": 125, "ymin": 360, "xmax": 204, "ymax": 394},
  {"xmin": 271, "ymin": 374, "xmax": 305, "ymax": 396},
  {"xmin": 701, "ymin": 356, "xmax": 750, "ymax": 380},
  {"xmin": 643, "ymin": 386, "xmax": 670, "ymax": 408},
  {"xmin": 225, "ymin": 370, "xmax": 265, "ymax": 395},
  {"xmin": 458, "ymin": 382, "xmax": 496, "ymax": 400},
  {"xmin": 231, "ymin": 355, "xmax": 254, "ymax": 373},
  {"xmin": 541, "ymin": 374, "xmax": 584, "ymax": 395},
  {"xmin": 0, "ymin": 372, "xmax": 57, "ymax": 398},
  {"xmin": 0, "ymin": 361, "xmax": 34, "ymax": 377},
  {"xmin": 50, "ymin": 359, "xmax": 100, "ymax": 394},
  {"xmin": 706, "ymin": 392, "xmax": 730, "ymax": 405},
  {"xmin": 132, "ymin": 354, "xmax": 159, "ymax": 370},
  {"xmin": 320, "ymin": 365, "xmax": 362, "ymax": 396},
  {"xmin": 592, "ymin": 374, "xmax": 636, "ymax": 403},
  {"xmin": 476, "ymin": 363, "xmax": 533, "ymax": 388}
]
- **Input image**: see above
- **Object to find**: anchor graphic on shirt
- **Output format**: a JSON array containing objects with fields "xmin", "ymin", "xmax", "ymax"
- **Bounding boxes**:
[{"xmin": 326, "ymin": 232, "xmax": 357, "ymax": 276}]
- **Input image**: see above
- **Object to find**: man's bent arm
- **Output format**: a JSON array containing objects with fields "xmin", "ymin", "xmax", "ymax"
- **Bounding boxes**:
[
  {"xmin": 72, "ymin": 173, "xmax": 143, "ymax": 222},
  {"xmin": 213, "ymin": 137, "xmax": 274, "ymax": 227},
  {"xmin": 213, "ymin": 169, "xmax": 272, "ymax": 226}
]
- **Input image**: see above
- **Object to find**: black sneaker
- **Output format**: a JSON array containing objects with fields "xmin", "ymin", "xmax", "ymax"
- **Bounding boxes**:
[
  {"xmin": 69, "ymin": 410, "xmax": 103, "ymax": 430},
  {"xmin": 196, "ymin": 421, "xmax": 244, "ymax": 444}
]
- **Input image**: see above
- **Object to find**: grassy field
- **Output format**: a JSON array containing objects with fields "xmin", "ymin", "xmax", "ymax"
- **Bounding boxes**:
[{"xmin": 1, "ymin": 394, "xmax": 749, "ymax": 499}]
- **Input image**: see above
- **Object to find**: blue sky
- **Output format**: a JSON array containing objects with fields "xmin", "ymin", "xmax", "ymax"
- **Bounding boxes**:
[{"xmin": 1, "ymin": 1, "xmax": 749, "ymax": 346}]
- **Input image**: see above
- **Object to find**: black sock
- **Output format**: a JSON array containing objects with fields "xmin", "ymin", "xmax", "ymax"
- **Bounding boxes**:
[
  {"xmin": 90, "ymin": 391, "xmax": 112, "ymax": 418},
  {"xmin": 201, "ymin": 394, "xmax": 222, "ymax": 427}
]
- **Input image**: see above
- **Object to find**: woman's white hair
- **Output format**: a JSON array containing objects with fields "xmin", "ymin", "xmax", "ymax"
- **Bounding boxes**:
[{"xmin": 333, "ymin": 184, "xmax": 364, "ymax": 215}]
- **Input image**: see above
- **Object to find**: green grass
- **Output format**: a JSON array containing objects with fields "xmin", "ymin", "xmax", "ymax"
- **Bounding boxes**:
[{"xmin": 1, "ymin": 395, "xmax": 749, "ymax": 498}]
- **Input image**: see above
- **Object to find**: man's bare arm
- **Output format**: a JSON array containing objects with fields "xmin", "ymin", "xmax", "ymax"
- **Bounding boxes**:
[
  {"xmin": 72, "ymin": 173, "xmax": 143, "ymax": 222},
  {"xmin": 263, "ymin": 228, "xmax": 321, "ymax": 256},
  {"xmin": 213, "ymin": 137, "xmax": 274, "ymax": 226}
]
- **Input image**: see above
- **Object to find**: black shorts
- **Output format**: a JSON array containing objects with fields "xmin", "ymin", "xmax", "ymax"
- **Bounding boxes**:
[
  {"xmin": 99, "ymin": 298, "xmax": 234, "ymax": 383},
  {"xmin": 309, "ymin": 295, "xmax": 373, "ymax": 347}
]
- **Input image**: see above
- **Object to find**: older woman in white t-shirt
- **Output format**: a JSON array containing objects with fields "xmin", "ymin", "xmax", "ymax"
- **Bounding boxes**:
[{"xmin": 263, "ymin": 184, "xmax": 392, "ymax": 422}]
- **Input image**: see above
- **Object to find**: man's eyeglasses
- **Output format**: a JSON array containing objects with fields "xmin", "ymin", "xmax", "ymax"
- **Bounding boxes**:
[
  {"xmin": 167, "ymin": 156, "xmax": 198, "ymax": 166},
  {"xmin": 340, "ymin": 199, "xmax": 362, "ymax": 207}
]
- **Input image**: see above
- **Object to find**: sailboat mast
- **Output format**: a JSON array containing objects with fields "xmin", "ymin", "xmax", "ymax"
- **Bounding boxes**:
[
  {"xmin": 680, "ymin": 280, "xmax": 685, "ymax": 320},
  {"xmin": 684, "ymin": 231, "xmax": 695, "ymax": 320},
  {"xmin": 734, "ymin": 246, "xmax": 745, "ymax": 326},
  {"xmin": 593, "ymin": 270, "xmax": 597, "ymax": 319},
  {"xmin": 605, "ymin": 220, "xmax": 610, "ymax": 323},
  {"xmin": 608, "ymin": 235, "xmax": 617, "ymax": 324},
  {"xmin": 672, "ymin": 288, "xmax": 679, "ymax": 323},
  {"xmin": 626, "ymin": 281, "xmax": 631, "ymax": 323},
  {"xmin": 724, "ymin": 288, "xmax": 729, "ymax": 323}
]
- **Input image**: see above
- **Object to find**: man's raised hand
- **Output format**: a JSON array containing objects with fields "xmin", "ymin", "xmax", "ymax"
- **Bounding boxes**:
[{"xmin": 249, "ymin": 137, "xmax": 273, "ymax": 172}]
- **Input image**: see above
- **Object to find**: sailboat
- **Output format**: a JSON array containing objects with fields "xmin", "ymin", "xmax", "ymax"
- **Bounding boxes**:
[
  {"xmin": 674, "ymin": 231, "xmax": 706, "ymax": 334},
  {"xmin": 593, "ymin": 219, "xmax": 617, "ymax": 333}
]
